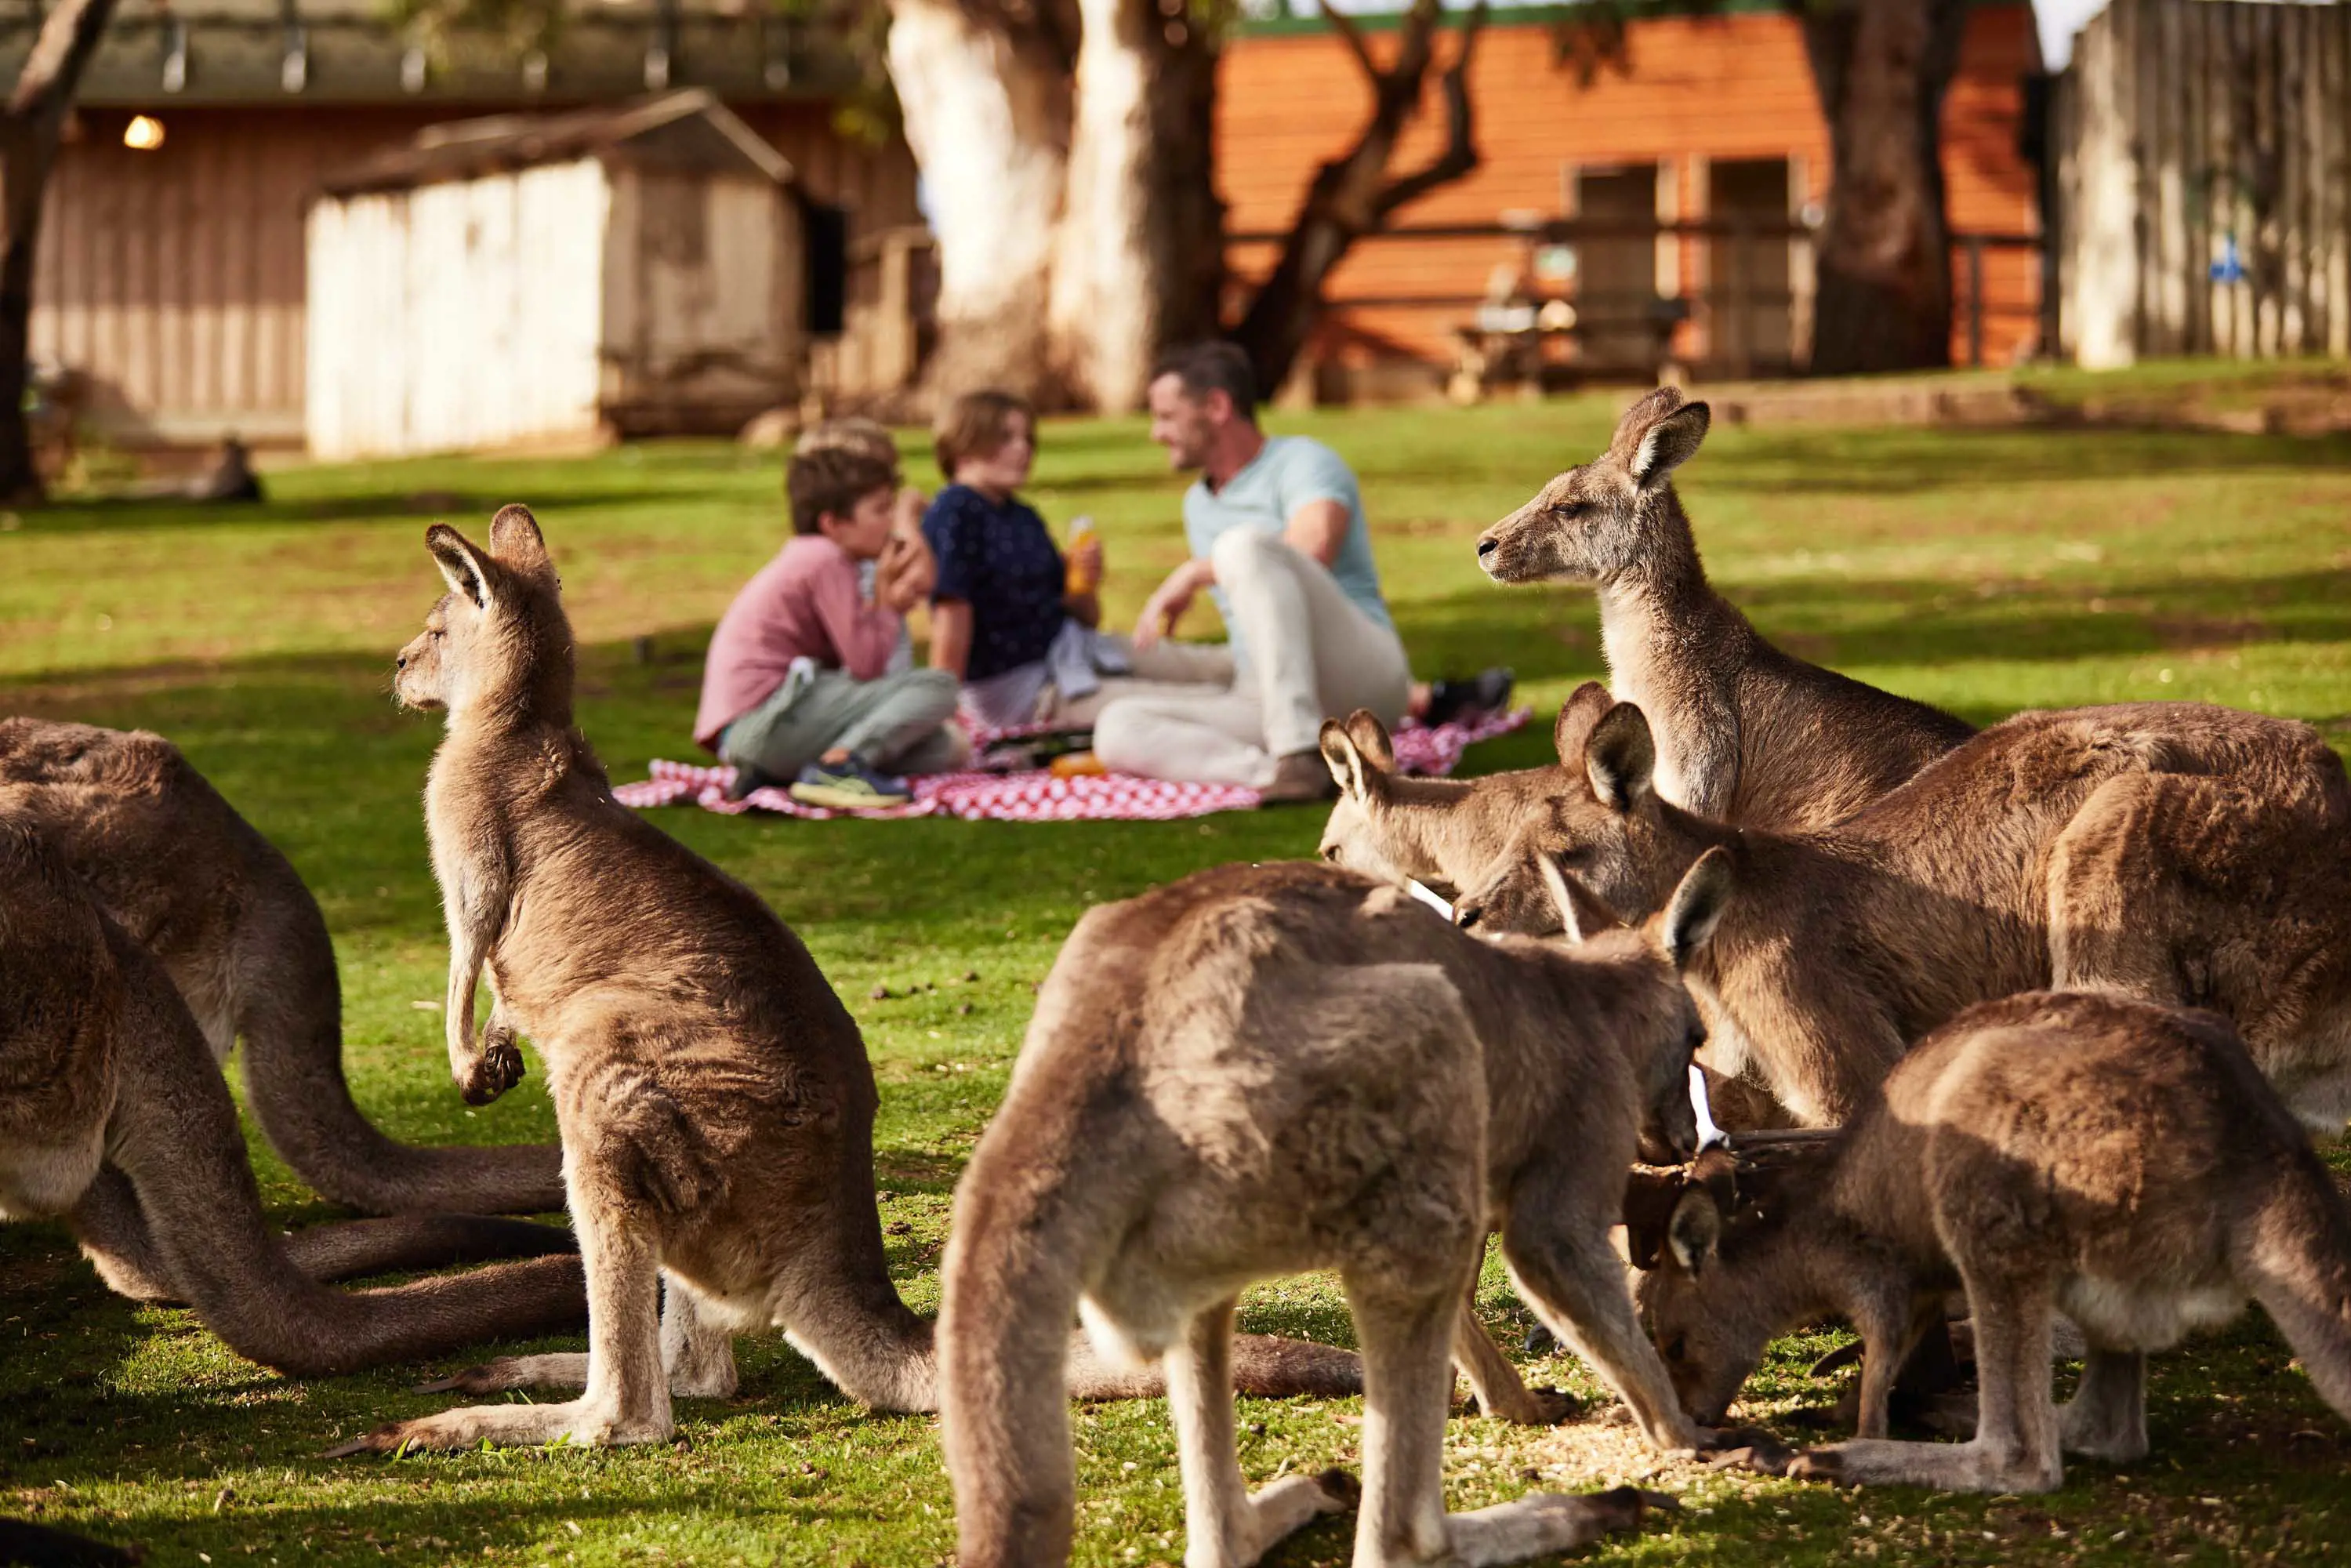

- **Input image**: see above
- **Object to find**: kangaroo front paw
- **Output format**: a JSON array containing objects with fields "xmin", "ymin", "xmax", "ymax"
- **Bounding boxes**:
[
  {"xmin": 456, "ymin": 1029, "xmax": 527, "ymax": 1105},
  {"xmin": 1783, "ymin": 1447, "xmax": 1847, "ymax": 1483},
  {"xmin": 1703, "ymin": 1428, "xmax": 1796, "ymax": 1475},
  {"xmin": 1309, "ymin": 1468, "xmax": 1361, "ymax": 1512}
]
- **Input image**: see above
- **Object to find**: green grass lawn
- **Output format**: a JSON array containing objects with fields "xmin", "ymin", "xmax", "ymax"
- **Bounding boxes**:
[{"xmin": 5, "ymin": 390, "xmax": 2351, "ymax": 1566}]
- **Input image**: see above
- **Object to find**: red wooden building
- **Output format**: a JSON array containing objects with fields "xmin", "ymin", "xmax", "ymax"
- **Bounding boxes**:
[{"xmin": 1218, "ymin": 2, "xmax": 2046, "ymax": 392}]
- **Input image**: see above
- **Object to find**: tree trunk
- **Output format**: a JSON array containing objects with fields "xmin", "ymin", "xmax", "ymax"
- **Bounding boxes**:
[
  {"xmin": 1, "ymin": 0, "xmax": 120, "ymax": 504},
  {"xmin": 885, "ymin": 0, "xmax": 1076, "ymax": 404},
  {"xmin": 1228, "ymin": 0, "xmax": 1485, "ymax": 398},
  {"xmin": 1047, "ymin": 0, "xmax": 1223, "ymax": 412},
  {"xmin": 1799, "ymin": 0, "xmax": 1968, "ymax": 376}
]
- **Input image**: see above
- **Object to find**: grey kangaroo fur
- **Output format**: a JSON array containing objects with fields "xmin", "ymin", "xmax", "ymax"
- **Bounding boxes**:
[
  {"xmin": 1638, "ymin": 991, "xmax": 2351, "ymax": 1493},
  {"xmin": 939, "ymin": 855, "xmax": 1732, "ymax": 1568},
  {"xmin": 1456, "ymin": 690, "xmax": 2351, "ymax": 1130},
  {"xmin": 1475, "ymin": 387, "xmax": 1975, "ymax": 829},
  {"xmin": 0, "ymin": 717, "xmax": 568, "ymax": 1231},
  {"xmin": 0, "ymin": 818, "xmax": 588, "ymax": 1377},
  {"xmin": 331, "ymin": 506, "xmax": 1364, "ymax": 1457}
]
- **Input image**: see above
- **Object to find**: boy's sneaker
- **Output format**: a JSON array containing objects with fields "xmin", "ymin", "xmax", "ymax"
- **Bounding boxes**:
[{"xmin": 789, "ymin": 759, "xmax": 912, "ymax": 811}]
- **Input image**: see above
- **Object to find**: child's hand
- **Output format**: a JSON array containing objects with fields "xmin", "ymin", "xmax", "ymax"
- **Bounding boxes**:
[
  {"xmin": 876, "ymin": 533, "xmax": 931, "ymax": 613},
  {"xmin": 892, "ymin": 487, "xmax": 929, "ymax": 539}
]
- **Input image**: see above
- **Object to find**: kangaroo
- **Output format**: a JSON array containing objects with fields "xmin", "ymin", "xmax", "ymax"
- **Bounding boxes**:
[
  {"xmin": 1316, "ymin": 695, "xmax": 1595, "ymax": 903},
  {"xmin": 938, "ymin": 852, "xmax": 1734, "ymax": 1568},
  {"xmin": 1450, "ymin": 693, "xmax": 2351, "ymax": 1130},
  {"xmin": 327, "ymin": 506, "xmax": 1364, "ymax": 1457},
  {"xmin": 0, "ymin": 717, "xmax": 568, "ymax": 1225},
  {"xmin": 1637, "ymin": 991, "xmax": 2351, "ymax": 1493},
  {"xmin": 0, "ymin": 817, "xmax": 588, "ymax": 1377},
  {"xmin": 1474, "ymin": 388, "xmax": 1975, "ymax": 829}
]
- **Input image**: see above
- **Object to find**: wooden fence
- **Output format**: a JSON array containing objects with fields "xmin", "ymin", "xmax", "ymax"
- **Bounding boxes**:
[{"xmin": 2055, "ymin": 0, "xmax": 2351, "ymax": 368}]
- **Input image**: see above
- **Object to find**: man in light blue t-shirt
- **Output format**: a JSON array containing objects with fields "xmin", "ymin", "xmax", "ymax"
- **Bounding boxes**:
[{"xmin": 1095, "ymin": 342, "xmax": 1506, "ymax": 800}]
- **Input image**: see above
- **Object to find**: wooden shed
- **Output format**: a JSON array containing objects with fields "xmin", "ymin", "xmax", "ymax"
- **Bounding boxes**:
[{"xmin": 307, "ymin": 90, "xmax": 814, "ymax": 459}]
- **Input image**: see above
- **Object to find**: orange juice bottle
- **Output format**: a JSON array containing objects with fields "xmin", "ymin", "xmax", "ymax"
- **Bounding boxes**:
[{"xmin": 1063, "ymin": 515, "xmax": 1100, "ymax": 594}]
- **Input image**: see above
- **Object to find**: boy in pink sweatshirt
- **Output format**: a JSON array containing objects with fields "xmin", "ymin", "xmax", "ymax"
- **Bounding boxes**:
[{"xmin": 695, "ymin": 443, "xmax": 967, "ymax": 808}]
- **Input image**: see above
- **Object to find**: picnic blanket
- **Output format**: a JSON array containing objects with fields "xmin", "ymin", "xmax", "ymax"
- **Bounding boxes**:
[{"xmin": 611, "ymin": 706, "xmax": 1531, "ymax": 823}]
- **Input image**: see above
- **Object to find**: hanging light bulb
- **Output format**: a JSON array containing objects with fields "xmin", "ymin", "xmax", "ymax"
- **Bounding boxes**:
[{"xmin": 123, "ymin": 115, "xmax": 166, "ymax": 151}]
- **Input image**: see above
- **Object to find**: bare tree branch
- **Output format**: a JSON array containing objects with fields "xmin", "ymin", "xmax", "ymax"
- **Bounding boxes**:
[
  {"xmin": 1315, "ymin": 0, "xmax": 1379, "ymax": 84},
  {"xmin": 1227, "ymin": 0, "xmax": 1487, "ymax": 394},
  {"xmin": 1373, "ymin": 0, "xmax": 1485, "ymax": 220},
  {"xmin": 11, "ymin": 0, "xmax": 118, "ymax": 120}
]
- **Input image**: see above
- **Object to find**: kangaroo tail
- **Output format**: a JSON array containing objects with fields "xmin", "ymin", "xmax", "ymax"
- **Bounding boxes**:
[
  {"xmin": 232, "ymin": 846, "xmax": 566, "ymax": 1216},
  {"xmin": 109, "ymin": 930, "xmax": 586, "ymax": 1377},
  {"xmin": 278, "ymin": 1214, "xmax": 578, "ymax": 1281},
  {"xmin": 939, "ymin": 1098, "xmax": 1127, "ymax": 1568},
  {"xmin": 2241, "ymin": 1150, "xmax": 2351, "ymax": 1425},
  {"xmin": 73, "ymin": 1162, "xmax": 575, "ymax": 1298}
]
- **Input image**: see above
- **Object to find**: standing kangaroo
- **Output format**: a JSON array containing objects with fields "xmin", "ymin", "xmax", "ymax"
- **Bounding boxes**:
[
  {"xmin": 939, "ymin": 854, "xmax": 1732, "ymax": 1568},
  {"xmin": 1637, "ymin": 991, "xmax": 2351, "ymax": 1493},
  {"xmin": 0, "ymin": 817, "xmax": 587, "ymax": 1377},
  {"xmin": 330, "ymin": 506, "xmax": 1362, "ymax": 1457},
  {"xmin": 1475, "ymin": 388, "xmax": 1975, "ymax": 829},
  {"xmin": 0, "ymin": 717, "xmax": 566, "ymax": 1221},
  {"xmin": 1454, "ymin": 693, "xmax": 2351, "ymax": 1129}
]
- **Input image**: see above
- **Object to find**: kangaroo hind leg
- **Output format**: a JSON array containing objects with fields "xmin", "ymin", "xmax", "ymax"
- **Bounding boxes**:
[
  {"xmin": 1795, "ymin": 1269, "xmax": 2063, "ymax": 1494},
  {"xmin": 1166, "ymin": 1298, "xmax": 1352, "ymax": 1568},
  {"xmin": 2057, "ymin": 1349, "xmax": 2148, "ymax": 1462},
  {"xmin": 327, "ymin": 1156, "xmax": 673, "ymax": 1454}
]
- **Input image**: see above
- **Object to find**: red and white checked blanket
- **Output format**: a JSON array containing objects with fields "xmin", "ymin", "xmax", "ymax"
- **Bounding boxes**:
[{"xmin": 611, "ymin": 707, "xmax": 1530, "ymax": 823}]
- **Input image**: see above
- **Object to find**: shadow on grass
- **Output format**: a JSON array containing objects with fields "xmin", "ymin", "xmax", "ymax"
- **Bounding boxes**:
[
  {"xmin": 1696, "ymin": 423, "xmax": 2351, "ymax": 495},
  {"xmin": 27, "ymin": 482, "xmax": 748, "ymax": 536}
]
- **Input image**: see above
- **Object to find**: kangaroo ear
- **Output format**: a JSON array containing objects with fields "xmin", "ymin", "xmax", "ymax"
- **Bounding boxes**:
[
  {"xmin": 426, "ymin": 524, "xmax": 496, "ymax": 610},
  {"xmin": 1667, "ymin": 1183, "xmax": 1723, "ymax": 1276},
  {"xmin": 1536, "ymin": 855, "xmax": 1620, "ymax": 942},
  {"xmin": 1553, "ymin": 681, "xmax": 1615, "ymax": 766},
  {"xmin": 1631, "ymin": 401, "xmax": 1711, "ymax": 489},
  {"xmin": 488, "ymin": 503, "xmax": 553, "ymax": 578},
  {"xmin": 1660, "ymin": 845, "xmax": 1734, "ymax": 969},
  {"xmin": 1319, "ymin": 720, "xmax": 1373, "ymax": 800},
  {"xmin": 1585, "ymin": 702, "xmax": 1656, "ymax": 812},
  {"xmin": 1342, "ymin": 708, "xmax": 1397, "ymax": 772}
]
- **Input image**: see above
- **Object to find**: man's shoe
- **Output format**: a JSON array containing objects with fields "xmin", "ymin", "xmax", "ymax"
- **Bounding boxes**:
[
  {"xmin": 1424, "ymin": 666, "xmax": 1515, "ymax": 728},
  {"xmin": 724, "ymin": 762, "xmax": 778, "ymax": 803},
  {"xmin": 1259, "ymin": 749, "xmax": 1339, "ymax": 804},
  {"xmin": 788, "ymin": 759, "xmax": 913, "ymax": 811}
]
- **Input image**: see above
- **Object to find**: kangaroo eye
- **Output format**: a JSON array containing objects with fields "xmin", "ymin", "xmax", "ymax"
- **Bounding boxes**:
[
  {"xmin": 1664, "ymin": 1335, "xmax": 1688, "ymax": 1363},
  {"xmin": 1320, "ymin": 845, "xmax": 1341, "ymax": 862}
]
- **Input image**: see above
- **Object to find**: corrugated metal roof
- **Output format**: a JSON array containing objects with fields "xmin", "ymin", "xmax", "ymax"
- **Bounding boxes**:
[{"xmin": 315, "ymin": 89, "xmax": 796, "ymax": 196}]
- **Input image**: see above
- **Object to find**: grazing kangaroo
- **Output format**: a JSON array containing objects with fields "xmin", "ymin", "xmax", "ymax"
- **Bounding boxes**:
[
  {"xmin": 329, "ymin": 506, "xmax": 1362, "ymax": 1457},
  {"xmin": 0, "ymin": 818, "xmax": 587, "ymax": 1377},
  {"xmin": 939, "ymin": 853, "xmax": 1733, "ymax": 1568},
  {"xmin": 1451, "ymin": 693, "xmax": 2351, "ymax": 1129},
  {"xmin": 1475, "ymin": 388, "xmax": 1975, "ymax": 829},
  {"xmin": 1637, "ymin": 991, "xmax": 2351, "ymax": 1493},
  {"xmin": 0, "ymin": 717, "xmax": 567, "ymax": 1221},
  {"xmin": 1316, "ymin": 695, "xmax": 1595, "ymax": 903}
]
